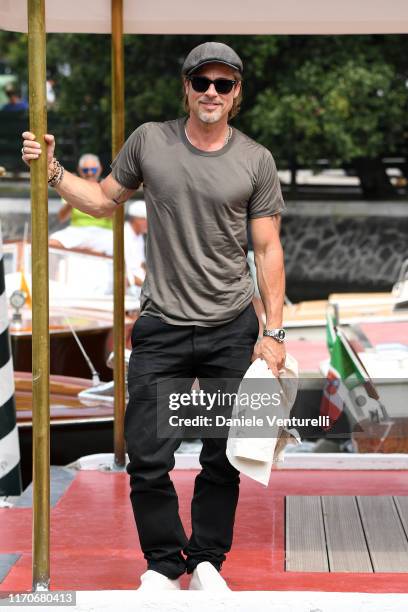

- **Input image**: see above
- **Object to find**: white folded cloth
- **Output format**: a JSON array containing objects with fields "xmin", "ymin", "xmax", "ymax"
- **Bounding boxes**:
[{"xmin": 226, "ymin": 354, "xmax": 301, "ymax": 486}]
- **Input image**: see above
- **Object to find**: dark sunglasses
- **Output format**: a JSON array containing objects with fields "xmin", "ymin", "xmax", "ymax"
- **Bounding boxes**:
[
  {"xmin": 80, "ymin": 167, "xmax": 99, "ymax": 175},
  {"xmin": 187, "ymin": 76, "xmax": 237, "ymax": 95}
]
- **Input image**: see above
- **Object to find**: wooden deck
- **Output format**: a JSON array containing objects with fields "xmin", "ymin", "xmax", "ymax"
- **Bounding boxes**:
[{"xmin": 286, "ymin": 495, "xmax": 408, "ymax": 573}]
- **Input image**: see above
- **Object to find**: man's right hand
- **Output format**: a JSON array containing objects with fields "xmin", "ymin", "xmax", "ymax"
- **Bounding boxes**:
[
  {"xmin": 20, "ymin": 133, "xmax": 137, "ymax": 216},
  {"xmin": 21, "ymin": 131, "xmax": 56, "ymax": 170}
]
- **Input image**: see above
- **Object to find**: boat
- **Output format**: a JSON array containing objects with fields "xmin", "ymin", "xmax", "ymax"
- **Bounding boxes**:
[
  {"xmin": 3, "ymin": 238, "xmax": 141, "ymax": 313},
  {"xmin": 282, "ymin": 258, "xmax": 408, "ymax": 390},
  {"xmin": 3, "ymin": 239, "xmax": 137, "ymax": 380},
  {"xmin": 284, "ymin": 257, "xmax": 408, "ymax": 340},
  {"xmin": 14, "ymin": 371, "xmax": 115, "ymax": 489},
  {"xmin": 318, "ymin": 323, "xmax": 408, "ymax": 453}
]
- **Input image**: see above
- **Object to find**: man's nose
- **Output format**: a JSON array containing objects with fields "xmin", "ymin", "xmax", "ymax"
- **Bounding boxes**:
[{"xmin": 205, "ymin": 83, "xmax": 218, "ymax": 96}]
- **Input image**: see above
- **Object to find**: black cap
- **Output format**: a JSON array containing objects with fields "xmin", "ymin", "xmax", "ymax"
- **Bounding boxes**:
[{"xmin": 182, "ymin": 42, "xmax": 243, "ymax": 76}]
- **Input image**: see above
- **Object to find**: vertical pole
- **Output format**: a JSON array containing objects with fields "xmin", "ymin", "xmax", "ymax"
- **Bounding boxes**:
[
  {"xmin": 0, "ymin": 224, "xmax": 23, "ymax": 497},
  {"xmin": 111, "ymin": 0, "xmax": 126, "ymax": 467},
  {"xmin": 27, "ymin": 0, "xmax": 50, "ymax": 591}
]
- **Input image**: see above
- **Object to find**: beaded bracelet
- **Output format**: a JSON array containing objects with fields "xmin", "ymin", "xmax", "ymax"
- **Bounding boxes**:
[
  {"xmin": 48, "ymin": 158, "xmax": 65, "ymax": 188},
  {"xmin": 47, "ymin": 157, "xmax": 58, "ymax": 181},
  {"xmin": 48, "ymin": 159, "xmax": 64, "ymax": 187}
]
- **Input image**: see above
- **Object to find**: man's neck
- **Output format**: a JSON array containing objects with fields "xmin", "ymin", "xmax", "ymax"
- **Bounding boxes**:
[{"xmin": 185, "ymin": 114, "xmax": 230, "ymax": 152}]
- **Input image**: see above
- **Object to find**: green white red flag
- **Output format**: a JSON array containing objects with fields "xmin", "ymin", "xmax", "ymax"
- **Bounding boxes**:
[{"xmin": 320, "ymin": 311, "xmax": 381, "ymax": 431}]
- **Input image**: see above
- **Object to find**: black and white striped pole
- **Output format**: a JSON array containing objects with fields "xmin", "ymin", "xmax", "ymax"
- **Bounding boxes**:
[{"xmin": 0, "ymin": 223, "xmax": 23, "ymax": 496}]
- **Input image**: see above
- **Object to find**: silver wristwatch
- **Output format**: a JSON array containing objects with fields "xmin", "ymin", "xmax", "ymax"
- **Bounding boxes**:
[{"xmin": 263, "ymin": 328, "xmax": 286, "ymax": 342}]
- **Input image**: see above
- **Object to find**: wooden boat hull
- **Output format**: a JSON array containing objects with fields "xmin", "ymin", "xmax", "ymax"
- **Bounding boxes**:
[
  {"xmin": 10, "ymin": 308, "xmax": 134, "ymax": 381},
  {"xmin": 15, "ymin": 372, "xmax": 114, "ymax": 488},
  {"xmin": 11, "ymin": 326, "xmax": 113, "ymax": 380},
  {"xmin": 352, "ymin": 418, "xmax": 408, "ymax": 453}
]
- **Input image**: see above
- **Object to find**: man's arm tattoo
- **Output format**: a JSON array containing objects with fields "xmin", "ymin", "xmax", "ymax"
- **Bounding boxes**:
[{"xmin": 112, "ymin": 185, "xmax": 131, "ymax": 205}]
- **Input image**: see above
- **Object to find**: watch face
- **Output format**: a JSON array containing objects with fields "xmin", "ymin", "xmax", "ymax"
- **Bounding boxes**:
[{"xmin": 278, "ymin": 329, "xmax": 286, "ymax": 340}]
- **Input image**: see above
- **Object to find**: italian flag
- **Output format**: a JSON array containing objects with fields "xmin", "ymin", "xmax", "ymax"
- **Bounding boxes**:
[{"xmin": 320, "ymin": 311, "xmax": 381, "ymax": 431}]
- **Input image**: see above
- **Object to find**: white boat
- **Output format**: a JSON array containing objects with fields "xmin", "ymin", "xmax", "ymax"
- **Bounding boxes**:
[
  {"xmin": 283, "ymin": 257, "xmax": 408, "ymax": 340},
  {"xmin": 3, "ymin": 239, "xmax": 141, "ymax": 313}
]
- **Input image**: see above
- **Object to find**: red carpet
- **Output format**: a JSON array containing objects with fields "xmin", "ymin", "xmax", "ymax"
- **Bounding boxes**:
[{"xmin": 1, "ymin": 468, "xmax": 408, "ymax": 592}]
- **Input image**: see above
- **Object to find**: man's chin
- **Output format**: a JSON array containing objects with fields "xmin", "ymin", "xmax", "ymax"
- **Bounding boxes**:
[{"xmin": 198, "ymin": 109, "xmax": 223, "ymax": 124}]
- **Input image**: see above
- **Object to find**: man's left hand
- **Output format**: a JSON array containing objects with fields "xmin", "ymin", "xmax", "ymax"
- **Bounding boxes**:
[{"xmin": 252, "ymin": 336, "xmax": 286, "ymax": 377}]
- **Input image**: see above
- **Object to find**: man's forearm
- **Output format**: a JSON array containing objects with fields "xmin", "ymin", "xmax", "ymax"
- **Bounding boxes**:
[
  {"xmin": 53, "ymin": 169, "xmax": 115, "ymax": 218},
  {"xmin": 254, "ymin": 245, "xmax": 285, "ymax": 329}
]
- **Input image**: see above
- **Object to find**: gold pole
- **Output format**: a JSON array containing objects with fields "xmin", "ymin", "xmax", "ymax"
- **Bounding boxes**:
[
  {"xmin": 27, "ymin": 0, "xmax": 50, "ymax": 591},
  {"xmin": 111, "ymin": 0, "xmax": 126, "ymax": 467}
]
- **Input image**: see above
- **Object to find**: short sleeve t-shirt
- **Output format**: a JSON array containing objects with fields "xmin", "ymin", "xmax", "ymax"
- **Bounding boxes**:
[{"xmin": 110, "ymin": 117, "xmax": 285, "ymax": 326}]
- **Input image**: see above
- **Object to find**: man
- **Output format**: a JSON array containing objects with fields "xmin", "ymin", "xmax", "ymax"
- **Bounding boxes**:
[
  {"xmin": 124, "ymin": 200, "xmax": 147, "ymax": 297},
  {"xmin": 49, "ymin": 154, "xmax": 114, "ymax": 255},
  {"xmin": 21, "ymin": 41, "xmax": 286, "ymax": 591}
]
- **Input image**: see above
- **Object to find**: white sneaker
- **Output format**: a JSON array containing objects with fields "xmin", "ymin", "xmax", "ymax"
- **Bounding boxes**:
[
  {"xmin": 137, "ymin": 569, "xmax": 181, "ymax": 591},
  {"xmin": 188, "ymin": 561, "xmax": 231, "ymax": 591}
]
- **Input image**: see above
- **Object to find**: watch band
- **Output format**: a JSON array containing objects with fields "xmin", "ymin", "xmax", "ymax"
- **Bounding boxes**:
[{"xmin": 263, "ymin": 328, "xmax": 286, "ymax": 342}]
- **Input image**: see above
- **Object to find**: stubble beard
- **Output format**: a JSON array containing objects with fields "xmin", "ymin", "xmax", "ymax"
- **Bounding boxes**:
[{"xmin": 197, "ymin": 105, "xmax": 224, "ymax": 124}]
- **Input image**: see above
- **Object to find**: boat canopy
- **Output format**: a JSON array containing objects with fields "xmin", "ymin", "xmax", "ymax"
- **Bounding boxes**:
[{"xmin": 1, "ymin": 0, "xmax": 408, "ymax": 35}]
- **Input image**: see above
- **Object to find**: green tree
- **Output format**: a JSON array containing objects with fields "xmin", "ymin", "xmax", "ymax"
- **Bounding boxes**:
[
  {"xmin": 1, "ymin": 31, "xmax": 407, "ymax": 196},
  {"xmin": 249, "ymin": 57, "xmax": 407, "ymax": 194}
]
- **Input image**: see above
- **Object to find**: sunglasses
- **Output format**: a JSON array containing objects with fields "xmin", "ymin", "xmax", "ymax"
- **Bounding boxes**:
[
  {"xmin": 80, "ymin": 167, "xmax": 99, "ymax": 175},
  {"xmin": 187, "ymin": 76, "xmax": 237, "ymax": 95}
]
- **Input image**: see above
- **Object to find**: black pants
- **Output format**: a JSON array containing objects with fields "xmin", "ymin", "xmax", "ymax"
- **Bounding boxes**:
[{"xmin": 124, "ymin": 303, "xmax": 259, "ymax": 580}]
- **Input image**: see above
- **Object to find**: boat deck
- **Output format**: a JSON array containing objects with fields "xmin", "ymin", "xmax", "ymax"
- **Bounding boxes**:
[
  {"xmin": 286, "ymin": 495, "xmax": 408, "ymax": 572},
  {"xmin": 1, "ymin": 466, "xmax": 408, "ymax": 593},
  {"xmin": 285, "ymin": 319, "xmax": 408, "ymax": 375}
]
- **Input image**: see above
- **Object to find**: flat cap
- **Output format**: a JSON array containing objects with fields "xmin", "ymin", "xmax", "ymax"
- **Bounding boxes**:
[{"xmin": 182, "ymin": 42, "xmax": 243, "ymax": 76}]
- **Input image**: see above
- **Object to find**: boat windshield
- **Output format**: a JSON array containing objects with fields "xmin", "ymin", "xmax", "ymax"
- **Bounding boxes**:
[
  {"xmin": 3, "ymin": 241, "xmax": 139, "ymax": 310},
  {"xmin": 4, "ymin": 241, "xmax": 112, "ymax": 294}
]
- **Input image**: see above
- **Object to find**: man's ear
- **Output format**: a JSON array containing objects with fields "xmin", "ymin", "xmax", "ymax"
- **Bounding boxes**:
[
  {"xmin": 183, "ymin": 78, "xmax": 189, "ymax": 96},
  {"xmin": 233, "ymin": 81, "xmax": 241, "ymax": 99}
]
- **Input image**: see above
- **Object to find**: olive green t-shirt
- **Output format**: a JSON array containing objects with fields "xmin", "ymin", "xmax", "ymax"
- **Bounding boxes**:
[{"xmin": 110, "ymin": 117, "xmax": 285, "ymax": 326}]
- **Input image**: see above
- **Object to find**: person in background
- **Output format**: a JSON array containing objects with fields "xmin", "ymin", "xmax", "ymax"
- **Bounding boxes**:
[
  {"xmin": 2, "ymin": 84, "xmax": 28, "ymax": 111},
  {"xmin": 124, "ymin": 200, "xmax": 147, "ymax": 297},
  {"xmin": 49, "ymin": 153, "xmax": 113, "ymax": 255}
]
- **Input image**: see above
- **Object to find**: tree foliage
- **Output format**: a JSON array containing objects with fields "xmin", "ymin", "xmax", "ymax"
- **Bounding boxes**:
[
  {"xmin": 0, "ymin": 32, "xmax": 407, "ymax": 173},
  {"xmin": 250, "ymin": 58, "xmax": 407, "ymax": 169}
]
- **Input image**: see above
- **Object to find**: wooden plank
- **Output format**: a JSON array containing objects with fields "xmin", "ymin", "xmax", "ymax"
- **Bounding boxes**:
[
  {"xmin": 321, "ymin": 496, "xmax": 373, "ymax": 572},
  {"xmin": 357, "ymin": 496, "xmax": 408, "ymax": 572},
  {"xmin": 279, "ymin": 454, "xmax": 408, "ymax": 470},
  {"xmin": 285, "ymin": 496, "xmax": 329, "ymax": 572},
  {"xmin": 394, "ymin": 496, "xmax": 408, "ymax": 540}
]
